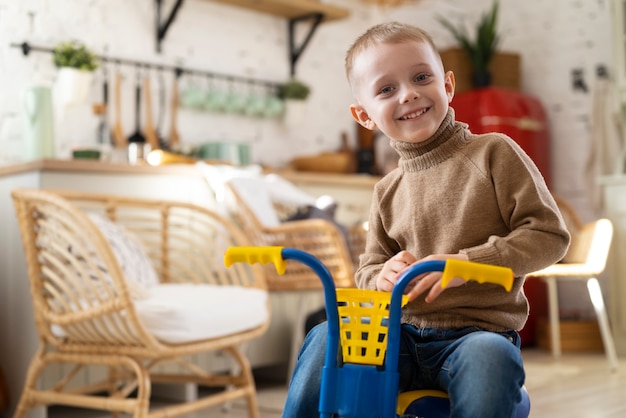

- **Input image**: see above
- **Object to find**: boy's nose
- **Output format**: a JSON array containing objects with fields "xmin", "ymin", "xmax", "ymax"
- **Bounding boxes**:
[{"xmin": 400, "ymin": 86, "xmax": 420, "ymax": 103}]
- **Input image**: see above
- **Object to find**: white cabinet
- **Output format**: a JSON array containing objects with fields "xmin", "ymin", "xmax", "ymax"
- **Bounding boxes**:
[{"xmin": 598, "ymin": 175, "xmax": 626, "ymax": 355}]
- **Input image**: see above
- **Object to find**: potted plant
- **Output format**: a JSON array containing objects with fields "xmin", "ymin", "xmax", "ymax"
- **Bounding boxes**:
[
  {"xmin": 279, "ymin": 78, "xmax": 310, "ymax": 126},
  {"xmin": 438, "ymin": 0, "xmax": 500, "ymax": 88},
  {"xmin": 279, "ymin": 79, "xmax": 311, "ymax": 101},
  {"xmin": 52, "ymin": 40, "xmax": 99, "ymax": 106}
]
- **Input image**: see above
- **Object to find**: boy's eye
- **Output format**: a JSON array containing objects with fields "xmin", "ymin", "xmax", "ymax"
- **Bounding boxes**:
[
  {"xmin": 379, "ymin": 86, "xmax": 394, "ymax": 95},
  {"xmin": 415, "ymin": 73, "xmax": 430, "ymax": 82}
]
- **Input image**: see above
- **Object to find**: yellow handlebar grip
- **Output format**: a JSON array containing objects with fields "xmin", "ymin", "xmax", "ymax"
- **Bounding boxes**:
[
  {"xmin": 224, "ymin": 246, "xmax": 286, "ymax": 275},
  {"xmin": 441, "ymin": 259, "xmax": 514, "ymax": 292}
]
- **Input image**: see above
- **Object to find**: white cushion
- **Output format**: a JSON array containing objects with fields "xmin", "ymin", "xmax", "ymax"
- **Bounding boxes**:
[
  {"xmin": 227, "ymin": 177, "xmax": 281, "ymax": 227},
  {"xmin": 134, "ymin": 283, "xmax": 269, "ymax": 343},
  {"xmin": 195, "ymin": 162, "xmax": 264, "ymax": 214},
  {"xmin": 196, "ymin": 162, "xmax": 324, "ymax": 226},
  {"xmin": 264, "ymin": 173, "xmax": 317, "ymax": 207}
]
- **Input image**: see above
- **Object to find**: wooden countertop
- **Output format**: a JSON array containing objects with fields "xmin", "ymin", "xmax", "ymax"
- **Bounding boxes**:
[{"xmin": 0, "ymin": 159, "xmax": 381, "ymax": 187}]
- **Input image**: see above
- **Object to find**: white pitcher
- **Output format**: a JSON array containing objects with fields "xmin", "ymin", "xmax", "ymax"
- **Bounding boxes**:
[{"xmin": 22, "ymin": 85, "xmax": 55, "ymax": 161}]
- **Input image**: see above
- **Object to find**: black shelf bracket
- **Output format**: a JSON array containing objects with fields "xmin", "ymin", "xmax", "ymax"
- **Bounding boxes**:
[
  {"xmin": 288, "ymin": 13, "xmax": 324, "ymax": 77},
  {"xmin": 156, "ymin": 0, "xmax": 185, "ymax": 53}
]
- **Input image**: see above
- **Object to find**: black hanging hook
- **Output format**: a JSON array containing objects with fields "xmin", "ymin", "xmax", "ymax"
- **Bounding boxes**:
[{"xmin": 20, "ymin": 42, "xmax": 32, "ymax": 56}]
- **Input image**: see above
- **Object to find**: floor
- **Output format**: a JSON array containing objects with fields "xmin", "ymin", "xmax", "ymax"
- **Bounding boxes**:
[{"xmin": 43, "ymin": 348, "xmax": 626, "ymax": 418}]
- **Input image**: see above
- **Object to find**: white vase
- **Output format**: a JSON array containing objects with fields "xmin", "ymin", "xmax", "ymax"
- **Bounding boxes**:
[
  {"xmin": 53, "ymin": 67, "xmax": 94, "ymax": 107},
  {"xmin": 22, "ymin": 85, "xmax": 55, "ymax": 161},
  {"xmin": 282, "ymin": 99, "xmax": 307, "ymax": 127}
]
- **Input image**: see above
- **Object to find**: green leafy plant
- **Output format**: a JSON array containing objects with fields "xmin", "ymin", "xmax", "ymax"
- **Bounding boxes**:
[
  {"xmin": 52, "ymin": 41, "xmax": 99, "ymax": 71},
  {"xmin": 279, "ymin": 79, "xmax": 311, "ymax": 100},
  {"xmin": 438, "ymin": 1, "xmax": 500, "ymax": 80}
]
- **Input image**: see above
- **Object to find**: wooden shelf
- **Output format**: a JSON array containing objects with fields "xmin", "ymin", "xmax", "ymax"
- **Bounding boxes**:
[{"xmin": 209, "ymin": 0, "xmax": 350, "ymax": 22}]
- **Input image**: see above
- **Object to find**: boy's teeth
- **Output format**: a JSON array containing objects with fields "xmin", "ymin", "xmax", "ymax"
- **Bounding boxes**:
[{"xmin": 401, "ymin": 108, "xmax": 427, "ymax": 120}]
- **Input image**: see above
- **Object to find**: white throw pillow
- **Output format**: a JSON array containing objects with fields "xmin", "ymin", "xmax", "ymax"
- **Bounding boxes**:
[{"xmin": 87, "ymin": 213, "xmax": 160, "ymax": 291}]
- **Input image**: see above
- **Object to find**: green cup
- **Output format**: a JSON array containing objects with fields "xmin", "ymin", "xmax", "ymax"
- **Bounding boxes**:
[{"xmin": 196, "ymin": 142, "xmax": 250, "ymax": 165}]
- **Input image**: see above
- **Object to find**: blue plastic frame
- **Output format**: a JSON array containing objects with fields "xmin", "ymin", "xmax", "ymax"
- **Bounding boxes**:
[{"xmin": 281, "ymin": 248, "xmax": 446, "ymax": 418}]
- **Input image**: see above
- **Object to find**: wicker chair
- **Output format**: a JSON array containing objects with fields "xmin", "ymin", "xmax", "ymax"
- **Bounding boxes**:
[
  {"xmin": 11, "ymin": 189, "xmax": 269, "ymax": 418},
  {"xmin": 224, "ymin": 179, "xmax": 361, "ymax": 291},
  {"xmin": 224, "ymin": 178, "xmax": 367, "ymax": 380}
]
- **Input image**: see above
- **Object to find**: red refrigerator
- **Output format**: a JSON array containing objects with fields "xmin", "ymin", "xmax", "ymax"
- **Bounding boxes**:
[
  {"xmin": 452, "ymin": 87, "xmax": 551, "ymax": 187},
  {"xmin": 452, "ymin": 87, "xmax": 551, "ymax": 346}
]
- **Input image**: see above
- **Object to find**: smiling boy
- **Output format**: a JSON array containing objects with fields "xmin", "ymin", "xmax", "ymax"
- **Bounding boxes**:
[{"xmin": 281, "ymin": 22, "xmax": 570, "ymax": 418}]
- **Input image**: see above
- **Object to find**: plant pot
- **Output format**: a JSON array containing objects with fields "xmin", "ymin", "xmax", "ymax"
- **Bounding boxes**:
[
  {"xmin": 472, "ymin": 71, "xmax": 492, "ymax": 89},
  {"xmin": 282, "ymin": 99, "xmax": 306, "ymax": 127},
  {"xmin": 53, "ymin": 67, "xmax": 94, "ymax": 106},
  {"xmin": 440, "ymin": 48, "xmax": 521, "ymax": 93}
]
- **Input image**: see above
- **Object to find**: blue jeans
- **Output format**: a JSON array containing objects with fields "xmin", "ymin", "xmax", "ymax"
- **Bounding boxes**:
[{"xmin": 282, "ymin": 322, "xmax": 525, "ymax": 418}]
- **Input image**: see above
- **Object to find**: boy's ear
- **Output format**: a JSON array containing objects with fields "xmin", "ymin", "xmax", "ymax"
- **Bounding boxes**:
[
  {"xmin": 445, "ymin": 70, "xmax": 455, "ymax": 103},
  {"xmin": 350, "ymin": 104, "xmax": 377, "ymax": 130}
]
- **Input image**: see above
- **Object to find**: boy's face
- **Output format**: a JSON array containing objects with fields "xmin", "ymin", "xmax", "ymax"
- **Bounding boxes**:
[{"xmin": 349, "ymin": 40, "xmax": 455, "ymax": 143}]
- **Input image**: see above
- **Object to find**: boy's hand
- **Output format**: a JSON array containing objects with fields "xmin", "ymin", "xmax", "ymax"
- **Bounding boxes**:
[
  {"xmin": 405, "ymin": 253, "xmax": 469, "ymax": 302},
  {"xmin": 375, "ymin": 251, "xmax": 417, "ymax": 292}
]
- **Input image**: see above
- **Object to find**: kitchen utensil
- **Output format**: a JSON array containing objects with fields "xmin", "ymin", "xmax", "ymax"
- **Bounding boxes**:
[
  {"xmin": 94, "ymin": 65, "xmax": 110, "ymax": 146},
  {"xmin": 128, "ymin": 141, "xmax": 151, "ymax": 164},
  {"xmin": 203, "ymin": 76, "xmax": 227, "ymax": 112},
  {"xmin": 204, "ymin": 88, "xmax": 227, "ymax": 112},
  {"xmin": 111, "ymin": 71, "xmax": 126, "ymax": 148},
  {"xmin": 156, "ymin": 68, "xmax": 167, "ymax": 147},
  {"xmin": 244, "ymin": 94, "xmax": 266, "ymax": 117},
  {"xmin": 180, "ymin": 74, "xmax": 205, "ymax": 110},
  {"xmin": 168, "ymin": 74, "xmax": 181, "ymax": 148},
  {"xmin": 263, "ymin": 95, "xmax": 285, "ymax": 118},
  {"xmin": 142, "ymin": 75, "xmax": 160, "ymax": 150},
  {"xmin": 224, "ymin": 91, "xmax": 247, "ymax": 114},
  {"xmin": 128, "ymin": 71, "xmax": 146, "ymax": 146}
]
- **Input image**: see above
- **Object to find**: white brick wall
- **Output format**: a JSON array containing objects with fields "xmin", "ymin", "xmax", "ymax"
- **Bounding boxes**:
[
  {"xmin": 1, "ymin": 0, "xmax": 613, "ymax": 212},
  {"xmin": 0, "ymin": 0, "xmax": 615, "ymax": 316}
]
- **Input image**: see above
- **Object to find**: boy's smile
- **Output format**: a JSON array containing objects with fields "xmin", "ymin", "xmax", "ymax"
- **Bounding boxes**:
[
  {"xmin": 349, "ymin": 40, "xmax": 455, "ymax": 143},
  {"xmin": 399, "ymin": 107, "xmax": 429, "ymax": 120}
]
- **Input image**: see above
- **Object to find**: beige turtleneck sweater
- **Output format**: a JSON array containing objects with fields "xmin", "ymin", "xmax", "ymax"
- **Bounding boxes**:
[{"xmin": 355, "ymin": 108, "xmax": 570, "ymax": 332}]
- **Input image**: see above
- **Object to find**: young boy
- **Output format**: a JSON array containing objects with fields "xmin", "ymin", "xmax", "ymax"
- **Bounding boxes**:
[{"xmin": 282, "ymin": 22, "xmax": 570, "ymax": 418}]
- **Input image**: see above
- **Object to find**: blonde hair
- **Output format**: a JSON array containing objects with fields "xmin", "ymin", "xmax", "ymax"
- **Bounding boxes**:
[{"xmin": 345, "ymin": 22, "xmax": 442, "ymax": 85}]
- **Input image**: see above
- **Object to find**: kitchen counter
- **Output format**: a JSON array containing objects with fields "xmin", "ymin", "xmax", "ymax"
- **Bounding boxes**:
[
  {"xmin": 0, "ymin": 158, "xmax": 381, "ymax": 188},
  {"xmin": 0, "ymin": 158, "xmax": 380, "ymax": 225}
]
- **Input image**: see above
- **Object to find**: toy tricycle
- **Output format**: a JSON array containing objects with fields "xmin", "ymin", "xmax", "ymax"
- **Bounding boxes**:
[{"xmin": 225, "ymin": 246, "xmax": 530, "ymax": 418}]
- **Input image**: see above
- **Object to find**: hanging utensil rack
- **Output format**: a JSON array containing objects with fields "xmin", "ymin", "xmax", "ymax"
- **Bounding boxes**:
[{"xmin": 10, "ymin": 41, "xmax": 282, "ymax": 91}]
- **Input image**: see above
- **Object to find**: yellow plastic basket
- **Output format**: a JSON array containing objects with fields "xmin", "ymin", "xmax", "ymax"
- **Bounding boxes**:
[{"xmin": 336, "ymin": 288, "xmax": 409, "ymax": 366}]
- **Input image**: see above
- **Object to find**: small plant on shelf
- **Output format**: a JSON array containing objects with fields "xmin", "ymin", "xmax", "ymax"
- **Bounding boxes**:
[
  {"xmin": 52, "ymin": 41, "xmax": 99, "ymax": 106},
  {"xmin": 52, "ymin": 41, "xmax": 99, "ymax": 71},
  {"xmin": 279, "ymin": 78, "xmax": 311, "ymax": 101}
]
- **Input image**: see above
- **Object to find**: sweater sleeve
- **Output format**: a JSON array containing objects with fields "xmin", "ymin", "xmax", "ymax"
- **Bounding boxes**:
[{"xmin": 459, "ymin": 134, "xmax": 570, "ymax": 276}]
